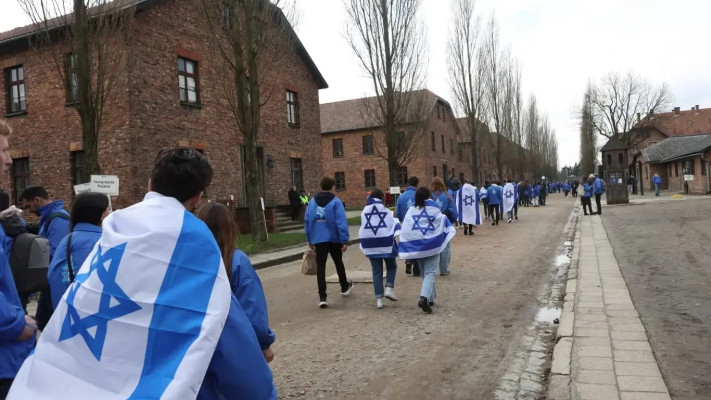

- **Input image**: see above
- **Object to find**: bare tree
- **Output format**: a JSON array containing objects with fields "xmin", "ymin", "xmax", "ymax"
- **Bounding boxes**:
[
  {"xmin": 19, "ymin": 0, "xmax": 135, "ymax": 177},
  {"xmin": 590, "ymin": 71, "xmax": 672, "ymax": 146},
  {"xmin": 345, "ymin": 0, "xmax": 428, "ymax": 185},
  {"xmin": 579, "ymin": 83, "xmax": 597, "ymax": 175},
  {"xmin": 199, "ymin": 0, "xmax": 296, "ymax": 241}
]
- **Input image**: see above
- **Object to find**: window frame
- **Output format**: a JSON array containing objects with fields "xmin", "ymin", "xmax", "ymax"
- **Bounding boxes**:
[
  {"xmin": 397, "ymin": 166, "xmax": 408, "ymax": 186},
  {"xmin": 335, "ymin": 171, "xmax": 346, "ymax": 191},
  {"xmin": 290, "ymin": 158, "xmax": 304, "ymax": 191},
  {"xmin": 5, "ymin": 65, "xmax": 27, "ymax": 115},
  {"xmin": 441, "ymin": 135, "xmax": 445, "ymax": 153},
  {"xmin": 364, "ymin": 169, "xmax": 376, "ymax": 188},
  {"xmin": 433, "ymin": 165, "xmax": 437, "ymax": 177},
  {"xmin": 71, "ymin": 150, "xmax": 89, "ymax": 186},
  {"xmin": 286, "ymin": 90, "xmax": 300, "ymax": 127},
  {"xmin": 12, "ymin": 157, "xmax": 30, "ymax": 204},
  {"xmin": 332, "ymin": 138, "xmax": 344, "ymax": 158},
  {"xmin": 362, "ymin": 135, "xmax": 374, "ymax": 155},
  {"xmin": 178, "ymin": 57, "xmax": 200, "ymax": 106},
  {"xmin": 431, "ymin": 131, "xmax": 436, "ymax": 151}
]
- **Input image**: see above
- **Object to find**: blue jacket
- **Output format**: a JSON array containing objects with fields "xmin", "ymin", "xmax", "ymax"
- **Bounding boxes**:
[
  {"xmin": 531, "ymin": 185, "xmax": 540, "ymax": 198},
  {"xmin": 593, "ymin": 177, "xmax": 604, "ymax": 195},
  {"xmin": 198, "ymin": 296, "xmax": 277, "ymax": 400},
  {"xmin": 0, "ymin": 225, "xmax": 35, "ymax": 379},
  {"xmin": 487, "ymin": 185, "xmax": 503, "ymax": 205},
  {"xmin": 230, "ymin": 249, "xmax": 275, "ymax": 351},
  {"xmin": 583, "ymin": 183, "xmax": 593, "ymax": 198},
  {"xmin": 652, "ymin": 175, "xmax": 662, "ymax": 184},
  {"xmin": 304, "ymin": 192, "xmax": 349, "ymax": 245},
  {"xmin": 395, "ymin": 187, "xmax": 417, "ymax": 221},
  {"xmin": 562, "ymin": 183, "xmax": 570, "ymax": 191},
  {"xmin": 479, "ymin": 187, "xmax": 488, "ymax": 200},
  {"xmin": 38, "ymin": 200, "xmax": 71, "ymax": 258},
  {"xmin": 47, "ymin": 223, "xmax": 102, "ymax": 310},
  {"xmin": 432, "ymin": 191, "xmax": 458, "ymax": 222}
]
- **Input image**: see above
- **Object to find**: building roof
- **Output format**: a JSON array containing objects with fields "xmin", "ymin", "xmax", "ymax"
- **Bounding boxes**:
[
  {"xmin": 642, "ymin": 134, "xmax": 711, "ymax": 163},
  {"xmin": 0, "ymin": 0, "xmax": 327, "ymax": 89},
  {"xmin": 600, "ymin": 136, "xmax": 629, "ymax": 152},
  {"xmin": 320, "ymin": 89, "xmax": 445, "ymax": 134},
  {"xmin": 642, "ymin": 106, "xmax": 711, "ymax": 137}
]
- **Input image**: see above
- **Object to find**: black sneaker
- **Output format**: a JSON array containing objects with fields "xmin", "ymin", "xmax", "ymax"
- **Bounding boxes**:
[
  {"xmin": 418, "ymin": 296, "xmax": 432, "ymax": 314},
  {"xmin": 405, "ymin": 263, "xmax": 412, "ymax": 274},
  {"xmin": 341, "ymin": 280, "xmax": 354, "ymax": 296}
]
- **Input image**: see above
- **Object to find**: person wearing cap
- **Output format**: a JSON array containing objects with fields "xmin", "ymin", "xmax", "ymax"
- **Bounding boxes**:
[{"xmin": 591, "ymin": 173, "xmax": 604, "ymax": 214}]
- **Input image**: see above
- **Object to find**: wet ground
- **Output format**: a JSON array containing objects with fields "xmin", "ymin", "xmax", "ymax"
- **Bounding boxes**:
[{"xmin": 602, "ymin": 197, "xmax": 711, "ymax": 399}]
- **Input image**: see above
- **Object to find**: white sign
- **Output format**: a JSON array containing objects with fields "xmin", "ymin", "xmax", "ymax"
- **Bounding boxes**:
[
  {"xmin": 90, "ymin": 175, "xmax": 119, "ymax": 196},
  {"xmin": 389, "ymin": 186, "xmax": 401, "ymax": 195},
  {"xmin": 684, "ymin": 174, "xmax": 694, "ymax": 181},
  {"xmin": 73, "ymin": 183, "xmax": 91, "ymax": 195}
]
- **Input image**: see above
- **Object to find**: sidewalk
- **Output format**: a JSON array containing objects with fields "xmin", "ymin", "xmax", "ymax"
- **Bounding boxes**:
[
  {"xmin": 549, "ymin": 212, "xmax": 671, "ymax": 400},
  {"xmin": 250, "ymin": 225, "xmax": 361, "ymax": 269}
]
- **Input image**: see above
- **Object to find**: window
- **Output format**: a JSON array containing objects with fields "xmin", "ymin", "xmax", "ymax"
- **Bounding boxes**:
[
  {"xmin": 442, "ymin": 107, "xmax": 446, "ymax": 122},
  {"xmin": 332, "ymin": 138, "xmax": 344, "ymax": 157},
  {"xmin": 606, "ymin": 154, "xmax": 612, "ymax": 166},
  {"xmin": 450, "ymin": 139, "xmax": 454, "ymax": 155},
  {"xmin": 441, "ymin": 135, "xmax": 445, "ymax": 153},
  {"xmin": 291, "ymin": 158, "xmax": 303, "ymax": 191},
  {"xmin": 286, "ymin": 90, "xmax": 299, "ymax": 126},
  {"xmin": 433, "ymin": 165, "xmax": 437, "ymax": 177},
  {"xmin": 72, "ymin": 151, "xmax": 89, "ymax": 185},
  {"xmin": 364, "ymin": 169, "xmax": 376, "ymax": 188},
  {"xmin": 178, "ymin": 57, "xmax": 199, "ymax": 104},
  {"xmin": 362, "ymin": 135, "xmax": 374, "ymax": 155},
  {"xmin": 335, "ymin": 172, "xmax": 346, "ymax": 190},
  {"xmin": 431, "ymin": 131, "xmax": 436, "ymax": 151},
  {"xmin": 618, "ymin": 153, "xmax": 624, "ymax": 164},
  {"xmin": 65, "ymin": 54, "xmax": 78, "ymax": 104},
  {"xmin": 436, "ymin": 106, "xmax": 441, "ymax": 120},
  {"xmin": 683, "ymin": 159, "xmax": 694, "ymax": 175},
  {"xmin": 12, "ymin": 157, "xmax": 30, "ymax": 204},
  {"xmin": 5, "ymin": 65, "xmax": 26, "ymax": 114},
  {"xmin": 702, "ymin": 159, "xmax": 707, "ymax": 176},
  {"xmin": 397, "ymin": 166, "xmax": 408, "ymax": 186}
]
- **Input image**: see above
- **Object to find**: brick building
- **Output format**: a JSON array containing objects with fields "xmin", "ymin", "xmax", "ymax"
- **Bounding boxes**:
[
  {"xmin": 0, "ymin": 0, "xmax": 327, "ymax": 221},
  {"xmin": 320, "ymin": 90, "xmax": 470, "ymax": 207},
  {"xmin": 623, "ymin": 106, "xmax": 711, "ymax": 194}
]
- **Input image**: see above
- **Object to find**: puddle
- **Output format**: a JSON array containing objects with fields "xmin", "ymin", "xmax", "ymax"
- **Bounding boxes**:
[
  {"xmin": 555, "ymin": 254, "xmax": 571, "ymax": 267},
  {"xmin": 535, "ymin": 307, "xmax": 561, "ymax": 324}
]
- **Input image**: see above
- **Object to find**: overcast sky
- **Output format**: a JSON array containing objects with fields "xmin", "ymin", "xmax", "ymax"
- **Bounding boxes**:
[{"xmin": 2, "ymin": 0, "xmax": 710, "ymax": 167}]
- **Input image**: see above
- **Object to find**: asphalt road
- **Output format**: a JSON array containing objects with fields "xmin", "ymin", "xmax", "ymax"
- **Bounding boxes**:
[
  {"xmin": 255, "ymin": 195, "xmax": 575, "ymax": 399},
  {"xmin": 602, "ymin": 197, "xmax": 711, "ymax": 400}
]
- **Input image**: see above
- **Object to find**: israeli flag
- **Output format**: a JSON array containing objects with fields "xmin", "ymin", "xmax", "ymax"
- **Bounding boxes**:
[
  {"xmin": 359, "ymin": 197, "xmax": 401, "ymax": 257},
  {"xmin": 398, "ymin": 199, "xmax": 455, "ymax": 260},
  {"xmin": 503, "ymin": 182, "xmax": 516, "ymax": 214},
  {"xmin": 456, "ymin": 183, "xmax": 482, "ymax": 226},
  {"xmin": 9, "ymin": 193, "xmax": 231, "ymax": 400}
]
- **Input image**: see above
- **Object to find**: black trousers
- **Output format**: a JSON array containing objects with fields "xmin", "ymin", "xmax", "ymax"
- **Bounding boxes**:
[
  {"xmin": 0, "ymin": 378, "xmax": 12, "ymax": 400},
  {"xmin": 595, "ymin": 194, "xmax": 602, "ymax": 214},
  {"xmin": 581, "ymin": 196, "xmax": 593, "ymax": 215},
  {"xmin": 482, "ymin": 199, "xmax": 489, "ymax": 218},
  {"xmin": 314, "ymin": 242, "xmax": 348, "ymax": 300},
  {"xmin": 290, "ymin": 204, "xmax": 301, "ymax": 220},
  {"xmin": 489, "ymin": 204, "xmax": 501, "ymax": 224}
]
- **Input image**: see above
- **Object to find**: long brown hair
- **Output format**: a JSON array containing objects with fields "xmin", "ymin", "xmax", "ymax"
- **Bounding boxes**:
[{"xmin": 196, "ymin": 202, "xmax": 238, "ymax": 278}]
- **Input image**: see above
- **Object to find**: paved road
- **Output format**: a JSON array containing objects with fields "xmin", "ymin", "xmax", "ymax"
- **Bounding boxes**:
[
  {"xmin": 255, "ymin": 195, "xmax": 576, "ymax": 399},
  {"xmin": 602, "ymin": 197, "xmax": 711, "ymax": 399}
]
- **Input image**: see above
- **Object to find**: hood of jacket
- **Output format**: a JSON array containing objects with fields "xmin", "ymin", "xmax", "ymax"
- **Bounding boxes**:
[{"xmin": 314, "ymin": 192, "xmax": 336, "ymax": 207}]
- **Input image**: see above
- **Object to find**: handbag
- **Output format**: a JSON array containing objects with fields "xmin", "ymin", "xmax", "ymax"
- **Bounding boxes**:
[{"xmin": 301, "ymin": 250, "xmax": 317, "ymax": 275}]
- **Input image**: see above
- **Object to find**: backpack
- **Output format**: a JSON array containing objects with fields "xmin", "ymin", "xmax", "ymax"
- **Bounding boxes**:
[{"xmin": 9, "ymin": 211, "xmax": 69, "ymax": 294}]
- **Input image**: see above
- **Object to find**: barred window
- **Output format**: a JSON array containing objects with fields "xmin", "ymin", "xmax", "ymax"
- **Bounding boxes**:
[
  {"xmin": 286, "ymin": 90, "xmax": 299, "ymax": 126},
  {"xmin": 6, "ymin": 65, "xmax": 26, "ymax": 113},
  {"xmin": 332, "ymin": 138, "xmax": 344, "ymax": 157},
  {"xmin": 364, "ymin": 169, "xmax": 376, "ymax": 188},
  {"xmin": 335, "ymin": 172, "xmax": 346, "ymax": 190}
]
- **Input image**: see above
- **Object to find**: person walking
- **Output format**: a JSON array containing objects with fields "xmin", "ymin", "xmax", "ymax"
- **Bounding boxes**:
[
  {"xmin": 198, "ymin": 202, "xmax": 276, "ymax": 364},
  {"xmin": 572, "ymin": 180, "xmax": 579, "ymax": 198},
  {"xmin": 627, "ymin": 175, "xmax": 635, "ymax": 195},
  {"xmin": 531, "ymin": 182, "xmax": 540, "ymax": 207},
  {"xmin": 304, "ymin": 176, "xmax": 353, "ymax": 309},
  {"xmin": 431, "ymin": 177, "xmax": 457, "ymax": 276},
  {"xmin": 456, "ymin": 180, "xmax": 482, "ymax": 236},
  {"xmin": 358, "ymin": 189, "xmax": 400, "ymax": 309},
  {"xmin": 582, "ymin": 177, "xmax": 594, "ymax": 216},
  {"xmin": 562, "ymin": 181, "xmax": 570, "ymax": 197},
  {"xmin": 502, "ymin": 180, "xmax": 517, "ymax": 223},
  {"xmin": 652, "ymin": 173, "xmax": 662, "ymax": 196},
  {"xmin": 487, "ymin": 182, "xmax": 502, "ymax": 225},
  {"xmin": 592, "ymin": 174, "xmax": 604, "ymax": 214},
  {"xmin": 396, "ymin": 176, "xmax": 420, "ymax": 276},
  {"xmin": 288, "ymin": 186, "xmax": 301, "ymax": 221},
  {"xmin": 398, "ymin": 187, "xmax": 455, "ymax": 314},
  {"xmin": 480, "ymin": 182, "xmax": 490, "ymax": 220}
]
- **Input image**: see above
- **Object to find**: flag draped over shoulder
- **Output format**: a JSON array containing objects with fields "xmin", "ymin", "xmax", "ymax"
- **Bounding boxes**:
[
  {"xmin": 398, "ymin": 199, "xmax": 455, "ymax": 260},
  {"xmin": 9, "ymin": 193, "xmax": 231, "ymax": 400},
  {"xmin": 456, "ymin": 183, "xmax": 482, "ymax": 226},
  {"xmin": 503, "ymin": 183, "xmax": 516, "ymax": 213},
  {"xmin": 359, "ymin": 197, "xmax": 401, "ymax": 257}
]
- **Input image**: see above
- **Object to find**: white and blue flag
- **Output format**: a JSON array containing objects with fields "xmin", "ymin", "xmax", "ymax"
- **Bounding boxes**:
[
  {"xmin": 359, "ymin": 197, "xmax": 401, "ymax": 257},
  {"xmin": 398, "ymin": 199, "xmax": 455, "ymax": 260},
  {"xmin": 503, "ymin": 182, "xmax": 517, "ymax": 214},
  {"xmin": 9, "ymin": 193, "xmax": 231, "ymax": 400},
  {"xmin": 456, "ymin": 183, "xmax": 482, "ymax": 226}
]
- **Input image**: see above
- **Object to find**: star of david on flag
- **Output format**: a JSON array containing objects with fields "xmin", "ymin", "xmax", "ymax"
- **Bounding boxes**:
[
  {"xmin": 504, "ymin": 190, "xmax": 514, "ymax": 198},
  {"xmin": 363, "ymin": 207, "xmax": 389, "ymax": 235},
  {"xmin": 464, "ymin": 195, "xmax": 475, "ymax": 206},
  {"xmin": 412, "ymin": 209, "xmax": 436, "ymax": 235},
  {"xmin": 60, "ymin": 243, "xmax": 141, "ymax": 361}
]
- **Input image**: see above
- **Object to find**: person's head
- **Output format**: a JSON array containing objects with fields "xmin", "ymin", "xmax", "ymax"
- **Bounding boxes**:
[
  {"xmin": 291, "ymin": 186, "xmax": 296, "ymax": 191},
  {"xmin": 588, "ymin": 173, "xmax": 595, "ymax": 181},
  {"xmin": 20, "ymin": 185, "xmax": 51, "ymax": 216},
  {"xmin": 415, "ymin": 187, "xmax": 431, "ymax": 208},
  {"xmin": 149, "ymin": 148, "xmax": 212, "ymax": 211},
  {"xmin": 320, "ymin": 176, "xmax": 336, "ymax": 191},
  {"xmin": 407, "ymin": 176, "xmax": 419, "ymax": 188},
  {"xmin": 430, "ymin": 177, "xmax": 446, "ymax": 193},
  {"xmin": 0, "ymin": 120, "xmax": 12, "ymax": 174},
  {"xmin": 369, "ymin": 188, "xmax": 384, "ymax": 201},
  {"xmin": 196, "ymin": 202, "xmax": 238, "ymax": 277},
  {"xmin": 71, "ymin": 192, "xmax": 111, "ymax": 230}
]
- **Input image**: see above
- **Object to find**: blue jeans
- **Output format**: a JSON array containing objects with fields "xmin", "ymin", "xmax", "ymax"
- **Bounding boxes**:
[
  {"xmin": 418, "ymin": 254, "xmax": 440, "ymax": 303},
  {"xmin": 654, "ymin": 183, "xmax": 660, "ymax": 196},
  {"xmin": 369, "ymin": 257, "xmax": 397, "ymax": 298},
  {"xmin": 439, "ymin": 242, "xmax": 451, "ymax": 275}
]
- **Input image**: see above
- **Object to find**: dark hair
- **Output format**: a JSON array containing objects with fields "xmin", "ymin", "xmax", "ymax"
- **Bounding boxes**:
[
  {"xmin": 151, "ymin": 148, "xmax": 212, "ymax": 203},
  {"xmin": 320, "ymin": 176, "xmax": 335, "ymax": 191},
  {"xmin": 0, "ymin": 191, "xmax": 9, "ymax": 212},
  {"xmin": 369, "ymin": 188, "xmax": 384, "ymax": 200},
  {"xmin": 71, "ymin": 192, "xmax": 109, "ymax": 230},
  {"xmin": 20, "ymin": 185, "xmax": 49, "ymax": 201},
  {"xmin": 196, "ymin": 202, "xmax": 238, "ymax": 280},
  {"xmin": 407, "ymin": 176, "xmax": 419, "ymax": 187},
  {"xmin": 415, "ymin": 187, "xmax": 431, "ymax": 208}
]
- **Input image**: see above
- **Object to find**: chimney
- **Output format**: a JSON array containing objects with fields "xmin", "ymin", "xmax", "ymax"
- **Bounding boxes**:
[{"xmin": 673, "ymin": 107, "xmax": 681, "ymax": 116}]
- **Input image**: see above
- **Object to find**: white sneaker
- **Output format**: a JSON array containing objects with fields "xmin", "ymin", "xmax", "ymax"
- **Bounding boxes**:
[
  {"xmin": 341, "ymin": 280, "xmax": 354, "ymax": 296},
  {"xmin": 376, "ymin": 298, "xmax": 384, "ymax": 309},
  {"xmin": 508, "ymin": 218, "xmax": 512, "ymax": 223},
  {"xmin": 318, "ymin": 300, "xmax": 328, "ymax": 308},
  {"xmin": 384, "ymin": 287, "xmax": 398, "ymax": 301}
]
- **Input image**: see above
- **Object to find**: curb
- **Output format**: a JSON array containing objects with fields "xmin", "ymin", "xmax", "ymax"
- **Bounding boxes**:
[
  {"xmin": 548, "ymin": 201, "xmax": 582, "ymax": 400},
  {"xmin": 252, "ymin": 238, "xmax": 361, "ymax": 270}
]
